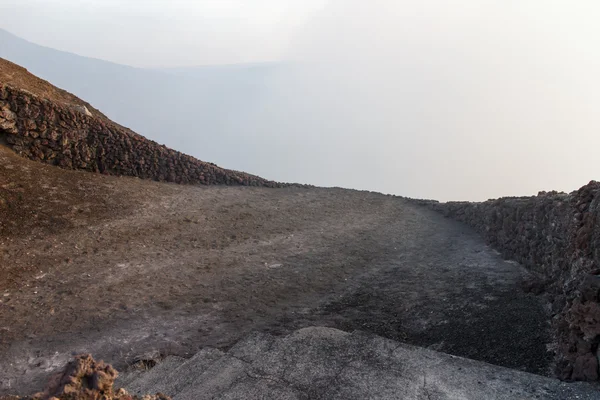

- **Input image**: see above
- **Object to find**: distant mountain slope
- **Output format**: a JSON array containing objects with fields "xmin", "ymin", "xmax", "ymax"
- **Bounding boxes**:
[
  {"xmin": 0, "ymin": 57, "xmax": 281, "ymax": 187},
  {"xmin": 0, "ymin": 28, "xmax": 281, "ymax": 169},
  {"xmin": 0, "ymin": 28, "xmax": 160, "ymax": 121},
  {"xmin": 157, "ymin": 62, "xmax": 283, "ymax": 80}
]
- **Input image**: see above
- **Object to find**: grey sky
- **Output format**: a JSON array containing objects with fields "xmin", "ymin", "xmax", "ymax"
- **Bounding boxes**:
[{"xmin": 1, "ymin": 0, "xmax": 599, "ymax": 200}]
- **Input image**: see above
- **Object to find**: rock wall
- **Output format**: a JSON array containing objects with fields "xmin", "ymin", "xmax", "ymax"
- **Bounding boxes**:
[
  {"xmin": 417, "ymin": 183, "xmax": 600, "ymax": 381},
  {"xmin": 0, "ymin": 84, "xmax": 281, "ymax": 187}
]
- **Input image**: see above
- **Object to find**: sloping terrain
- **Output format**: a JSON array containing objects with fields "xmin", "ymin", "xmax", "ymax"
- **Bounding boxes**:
[
  {"xmin": 0, "ymin": 28, "xmax": 281, "ymax": 172},
  {"xmin": 0, "ymin": 144, "xmax": 555, "ymax": 395},
  {"xmin": 0, "ymin": 56, "xmax": 114, "ymax": 122},
  {"xmin": 0, "ymin": 59, "xmax": 597, "ymax": 397},
  {"xmin": 0, "ymin": 58, "xmax": 280, "ymax": 187}
]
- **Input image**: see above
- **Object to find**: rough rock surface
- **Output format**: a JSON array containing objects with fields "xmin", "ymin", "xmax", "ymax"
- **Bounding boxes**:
[
  {"xmin": 0, "ymin": 58, "xmax": 281, "ymax": 187},
  {"xmin": 114, "ymin": 327, "xmax": 599, "ymax": 400},
  {"xmin": 0, "ymin": 354, "xmax": 170, "ymax": 400},
  {"xmin": 413, "ymin": 182, "xmax": 600, "ymax": 381}
]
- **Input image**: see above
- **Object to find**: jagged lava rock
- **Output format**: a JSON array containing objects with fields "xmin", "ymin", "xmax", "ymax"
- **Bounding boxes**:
[{"xmin": 415, "ymin": 182, "xmax": 600, "ymax": 381}]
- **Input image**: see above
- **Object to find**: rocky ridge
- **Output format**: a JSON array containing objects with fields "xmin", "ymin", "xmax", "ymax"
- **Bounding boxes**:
[
  {"xmin": 117, "ymin": 327, "xmax": 599, "ymax": 399},
  {"xmin": 0, "ymin": 58, "xmax": 281, "ymax": 187},
  {"xmin": 413, "ymin": 182, "xmax": 600, "ymax": 381}
]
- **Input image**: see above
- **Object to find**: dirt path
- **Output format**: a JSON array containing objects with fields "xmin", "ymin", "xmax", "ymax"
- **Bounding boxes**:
[{"xmin": 0, "ymin": 149, "xmax": 550, "ymax": 395}]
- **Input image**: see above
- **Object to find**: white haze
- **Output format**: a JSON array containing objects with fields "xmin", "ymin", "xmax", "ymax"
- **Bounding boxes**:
[
  {"xmin": 0, "ymin": 0, "xmax": 328, "ymax": 67},
  {"xmin": 236, "ymin": 0, "xmax": 600, "ymax": 201},
  {"xmin": 2, "ymin": 0, "xmax": 600, "ymax": 201}
]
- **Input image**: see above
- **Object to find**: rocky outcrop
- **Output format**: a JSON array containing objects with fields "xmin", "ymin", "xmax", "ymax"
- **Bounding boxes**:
[
  {"xmin": 114, "ymin": 327, "xmax": 599, "ymax": 399},
  {"xmin": 0, "ymin": 83, "xmax": 281, "ymax": 187},
  {"xmin": 416, "ymin": 182, "xmax": 600, "ymax": 381},
  {"xmin": 1, "ymin": 354, "xmax": 170, "ymax": 400}
]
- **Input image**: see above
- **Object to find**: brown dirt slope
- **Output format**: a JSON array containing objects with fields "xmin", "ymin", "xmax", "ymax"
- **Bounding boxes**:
[
  {"xmin": 0, "ymin": 58, "xmax": 283, "ymax": 187},
  {"xmin": 0, "ymin": 144, "xmax": 555, "ymax": 394}
]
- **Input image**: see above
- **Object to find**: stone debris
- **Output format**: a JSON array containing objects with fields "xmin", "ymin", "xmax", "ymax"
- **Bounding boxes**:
[
  {"xmin": 72, "ymin": 105, "xmax": 92, "ymax": 117},
  {"xmin": 0, "ymin": 355, "xmax": 171, "ymax": 400}
]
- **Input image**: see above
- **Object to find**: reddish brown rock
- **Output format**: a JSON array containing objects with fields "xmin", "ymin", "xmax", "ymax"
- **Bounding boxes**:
[{"xmin": 2, "ymin": 354, "xmax": 171, "ymax": 400}]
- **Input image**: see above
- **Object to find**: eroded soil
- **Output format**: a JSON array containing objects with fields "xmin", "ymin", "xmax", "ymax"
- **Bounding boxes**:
[{"xmin": 0, "ymin": 146, "xmax": 551, "ymax": 395}]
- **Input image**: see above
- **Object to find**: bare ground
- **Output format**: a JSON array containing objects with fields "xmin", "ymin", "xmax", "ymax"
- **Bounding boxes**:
[{"xmin": 0, "ymin": 146, "xmax": 551, "ymax": 395}]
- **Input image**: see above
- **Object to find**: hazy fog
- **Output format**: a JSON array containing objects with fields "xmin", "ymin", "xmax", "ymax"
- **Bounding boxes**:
[
  {"xmin": 2, "ymin": 0, "xmax": 600, "ymax": 200},
  {"xmin": 0, "ymin": 0, "xmax": 327, "ymax": 67}
]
